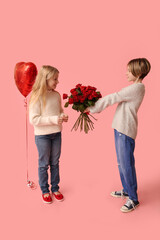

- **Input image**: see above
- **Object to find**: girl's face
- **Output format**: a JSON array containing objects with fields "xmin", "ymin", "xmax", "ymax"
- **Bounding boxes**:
[
  {"xmin": 126, "ymin": 66, "xmax": 137, "ymax": 82},
  {"xmin": 47, "ymin": 72, "xmax": 59, "ymax": 90}
]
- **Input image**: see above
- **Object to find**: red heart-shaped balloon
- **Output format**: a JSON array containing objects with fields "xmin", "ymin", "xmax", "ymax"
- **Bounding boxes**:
[{"xmin": 14, "ymin": 62, "xmax": 37, "ymax": 97}]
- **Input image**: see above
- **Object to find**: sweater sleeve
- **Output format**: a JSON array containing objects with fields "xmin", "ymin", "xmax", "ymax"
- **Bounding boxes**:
[
  {"xmin": 89, "ymin": 84, "xmax": 139, "ymax": 114},
  {"xmin": 29, "ymin": 100, "xmax": 59, "ymax": 126},
  {"xmin": 59, "ymin": 95, "xmax": 64, "ymax": 117}
]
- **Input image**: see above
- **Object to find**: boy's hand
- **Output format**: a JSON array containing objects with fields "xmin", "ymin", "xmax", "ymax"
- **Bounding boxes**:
[{"xmin": 84, "ymin": 108, "xmax": 90, "ymax": 114}]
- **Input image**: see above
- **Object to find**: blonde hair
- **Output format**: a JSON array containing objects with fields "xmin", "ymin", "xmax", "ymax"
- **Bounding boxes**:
[
  {"xmin": 127, "ymin": 58, "xmax": 151, "ymax": 80},
  {"xmin": 29, "ymin": 65, "xmax": 59, "ymax": 108}
]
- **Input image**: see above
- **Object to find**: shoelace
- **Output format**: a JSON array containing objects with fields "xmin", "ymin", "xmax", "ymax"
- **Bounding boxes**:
[
  {"xmin": 125, "ymin": 199, "xmax": 136, "ymax": 209},
  {"xmin": 121, "ymin": 189, "xmax": 125, "ymax": 199}
]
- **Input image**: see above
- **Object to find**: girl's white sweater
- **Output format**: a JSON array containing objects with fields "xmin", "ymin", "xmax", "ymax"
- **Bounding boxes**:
[{"xmin": 29, "ymin": 90, "xmax": 64, "ymax": 135}]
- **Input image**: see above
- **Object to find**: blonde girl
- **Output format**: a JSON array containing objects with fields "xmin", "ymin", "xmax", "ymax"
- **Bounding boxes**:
[{"xmin": 29, "ymin": 65, "xmax": 68, "ymax": 204}]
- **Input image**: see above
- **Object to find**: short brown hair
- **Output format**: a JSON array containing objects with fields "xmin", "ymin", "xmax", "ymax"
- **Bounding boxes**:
[{"xmin": 127, "ymin": 58, "xmax": 151, "ymax": 80}]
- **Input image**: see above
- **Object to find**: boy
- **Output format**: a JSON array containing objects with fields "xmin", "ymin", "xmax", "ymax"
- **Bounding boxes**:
[{"xmin": 85, "ymin": 58, "xmax": 151, "ymax": 212}]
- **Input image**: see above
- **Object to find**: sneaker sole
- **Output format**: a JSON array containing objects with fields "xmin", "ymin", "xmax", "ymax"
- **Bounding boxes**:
[
  {"xmin": 54, "ymin": 197, "xmax": 64, "ymax": 202},
  {"xmin": 110, "ymin": 192, "xmax": 128, "ymax": 198},
  {"xmin": 120, "ymin": 203, "xmax": 140, "ymax": 213},
  {"xmin": 42, "ymin": 200, "xmax": 53, "ymax": 204}
]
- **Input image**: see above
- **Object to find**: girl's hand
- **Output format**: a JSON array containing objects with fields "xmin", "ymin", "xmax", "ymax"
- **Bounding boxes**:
[
  {"xmin": 58, "ymin": 116, "xmax": 63, "ymax": 124},
  {"xmin": 62, "ymin": 114, "xmax": 68, "ymax": 122},
  {"xmin": 84, "ymin": 108, "xmax": 90, "ymax": 113}
]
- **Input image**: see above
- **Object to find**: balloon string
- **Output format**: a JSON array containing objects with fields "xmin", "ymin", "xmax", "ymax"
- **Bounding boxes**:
[
  {"xmin": 24, "ymin": 98, "xmax": 28, "ymax": 181},
  {"xmin": 24, "ymin": 98, "xmax": 36, "ymax": 190}
]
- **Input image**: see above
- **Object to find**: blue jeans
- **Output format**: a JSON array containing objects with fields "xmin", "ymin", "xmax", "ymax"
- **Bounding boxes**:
[
  {"xmin": 114, "ymin": 129, "xmax": 138, "ymax": 201},
  {"xmin": 35, "ymin": 132, "xmax": 61, "ymax": 194}
]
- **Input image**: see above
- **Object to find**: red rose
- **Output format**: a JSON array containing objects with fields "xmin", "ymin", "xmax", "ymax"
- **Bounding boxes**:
[
  {"xmin": 63, "ymin": 94, "xmax": 68, "ymax": 99},
  {"xmin": 86, "ymin": 90, "xmax": 92, "ymax": 95},
  {"xmin": 79, "ymin": 96, "xmax": 86, "ymax": 103},
  {"xmin": 88, "ymin": 95, "xmax": 93, "ymax": 100},
  {"xmin": 83, "ymin": 93, "xmax": 88, "ymax": 99},
  {"xmin": 80, "ymin": 86, "xmax": 86, "ymax": 92},
  {"xmin": 81, "ymin": 88, "xmax": 87, "ymax": 94},
  {"xmin": 70, "ymin": 88, "xmax": 76, "ymax": 93},
  {"xmin": 73, "ymin": 91, "xmax": 79, "ymax": 96},
  {"xmin": 76, "ymin": 84, "xmax": 82, "ymax": 88},
  {"xmin": 92, "ymin": 92, "xmax": 98, "ymax": 98},
  {"xmin": 69, "ymin": 98, "xmax": 74, "ymax": 104},
  {"xmin": 86, "ymin": 86, "xmax": 97, "ymax": 91},
  {"xmin": 70, "ymin": 89, "xmax": 78, "ymax": 96},
  {"xmin": 73, "ymin": 96, "xmax": 79, "ymax": 102}
]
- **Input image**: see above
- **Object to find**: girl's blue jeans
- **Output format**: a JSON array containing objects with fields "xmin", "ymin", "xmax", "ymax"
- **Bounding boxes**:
[
  {"xmin": 35, "ymin": 132, "xmax": 61, "ymax": 194},
  {"xmin": 114, "ymin": 129, "xmax": 138, "ymax": 201}
]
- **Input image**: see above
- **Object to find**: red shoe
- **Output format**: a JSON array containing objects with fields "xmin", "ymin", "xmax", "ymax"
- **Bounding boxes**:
[
  {"xmin": 42, "ymin": 193, "xmax": 52, "ymax": 204},
  {"xmin": 53, "ymin": 191, "xmax": 64, "ymax": 202}
]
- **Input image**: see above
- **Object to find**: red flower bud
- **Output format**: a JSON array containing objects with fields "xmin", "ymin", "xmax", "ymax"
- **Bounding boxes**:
[{"xmin": 63, "ymin": 94, "xmax": 68, "ymax": 99}]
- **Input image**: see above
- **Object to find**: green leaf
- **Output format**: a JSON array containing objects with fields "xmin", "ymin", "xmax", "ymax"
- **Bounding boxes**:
[
  {"xmin": 64, "ymin": 102, "xmax": 69, "ymax": 108},
  {"xmin": 76, "ymin": 89, "xmax": 81, "ymax": 94},
  {"xmin": 87, "ymin": 100, "xmax": 95, "ymax": 106},
  {"xmin": 88, "ymin": 100, "xmax": 93, "ymax": 106},
  {"xmin": 72, "ymin": 104, "xmax": 79, "ymax": 111},
  {"xmin": 79, "ymin": 104, "xmax": 85, "ymax": 112}
]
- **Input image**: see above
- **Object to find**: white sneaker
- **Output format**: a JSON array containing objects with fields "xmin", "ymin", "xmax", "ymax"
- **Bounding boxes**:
[
  {"xmin": 120, "ymin": 198, "xmax": 140, "ymax": 213},
  {"xmin": 110, "ymin": 190, "xmax": 129, "ymax": 199}
]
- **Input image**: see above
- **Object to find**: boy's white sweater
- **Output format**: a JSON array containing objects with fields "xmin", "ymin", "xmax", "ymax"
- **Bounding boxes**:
[
  {"xmin": 89, "ymin": 83, "xmax": 145, "ymax": 139},
  {"xmin": 29, "ymin": 90, "xmax": 64, "ymax": 135}
]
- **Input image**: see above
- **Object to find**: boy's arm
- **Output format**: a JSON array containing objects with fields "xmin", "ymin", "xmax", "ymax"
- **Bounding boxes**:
[
  {"xmin": 88, "ymin": 85, "xmax": 138, "ymax": 114},
  {"xmin": 29, "ymin": 100, "xmax": 59, "ymax": 126}
]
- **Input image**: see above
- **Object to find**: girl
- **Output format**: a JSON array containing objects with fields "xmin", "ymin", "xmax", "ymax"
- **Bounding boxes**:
[
  {"xmin": 29, "ymin": 65, "xmax": 68, "ymax": 204},
  {"xmin": 85, "ymin": 58, "xmax": 151, "ymax": 212}
]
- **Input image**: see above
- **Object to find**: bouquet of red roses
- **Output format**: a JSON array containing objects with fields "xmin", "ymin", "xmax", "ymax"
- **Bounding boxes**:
[{"xmin": 63, "ymin": 84, "xmax": 102, "ymax": 133}]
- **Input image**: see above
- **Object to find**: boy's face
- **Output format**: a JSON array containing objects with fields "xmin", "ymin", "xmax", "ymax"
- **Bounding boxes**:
[
  {"xmin": 47, "ymin": 72, "xmax": 59, "ymax": 90},
  {"xmin": 126, "ymin": 66, "xmax": 137, "ymax": 82}
]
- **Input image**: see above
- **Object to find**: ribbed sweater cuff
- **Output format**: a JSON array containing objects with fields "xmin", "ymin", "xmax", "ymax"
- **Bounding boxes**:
[{"xmin": 49, "ymin": 116, "xmax": 59, "ymax": 125}]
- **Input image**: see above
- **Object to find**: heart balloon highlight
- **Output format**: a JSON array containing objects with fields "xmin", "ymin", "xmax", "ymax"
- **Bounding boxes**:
[{"xmin": 14, "ymin": 62, "xmax": 37, "ymax": 97}]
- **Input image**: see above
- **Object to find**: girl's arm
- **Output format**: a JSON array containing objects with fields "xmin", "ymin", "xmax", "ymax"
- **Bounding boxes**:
[
  {"xmin": 59, "ymin": 95, "xmax": 64, "ymax": 117},
  {"xmin": 29, "ymin": 100, "xmax": 60, "ymax": 126},
  {"xmin": 58, "ymin": 92, "xmax": 68, "ymax": 122},
  {"xmin": 88, "ymin": 84, "xmax": 140, "ymax": 114}
]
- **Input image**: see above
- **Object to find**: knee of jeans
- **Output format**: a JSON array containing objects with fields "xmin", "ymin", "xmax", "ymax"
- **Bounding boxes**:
[
  {"xmin": 51, "ymin": 160, "xmax": 59, "ymax": 166},
  {"xmin": 39, "ymin": 165, "xmax": 49, "ymax": 171}
]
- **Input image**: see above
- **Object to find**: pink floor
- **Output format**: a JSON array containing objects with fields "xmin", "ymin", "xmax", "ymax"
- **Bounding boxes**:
[{"xmin": 1, "ymin": 0, "xmax": 160, "ymax": 239}]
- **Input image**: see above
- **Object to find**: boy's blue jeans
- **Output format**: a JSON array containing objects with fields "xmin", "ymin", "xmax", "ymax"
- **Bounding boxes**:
[
  {"xmin": 35, "ymin": 132, "xmax": 61, "ymax": 194},
  {"xmin": 114, "ymin": 129, "xmax": 138, "ymax": 201}
]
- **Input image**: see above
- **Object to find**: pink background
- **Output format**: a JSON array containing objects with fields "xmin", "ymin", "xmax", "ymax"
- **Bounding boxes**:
[{"xmin": 1, "ymin": 0, "xmax": 160, "ymax": 239}]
